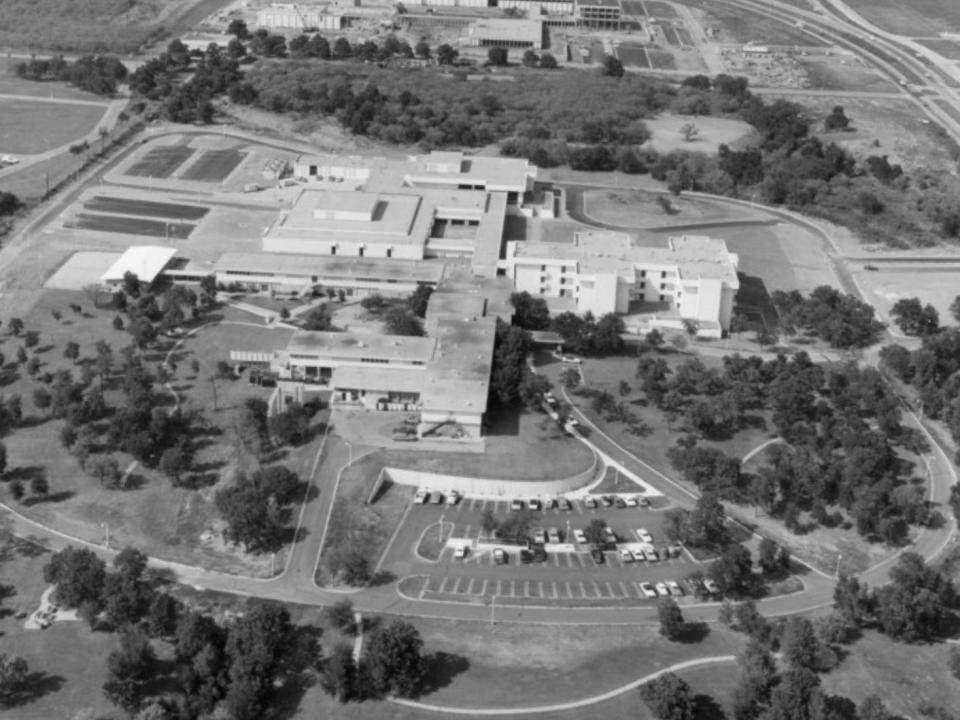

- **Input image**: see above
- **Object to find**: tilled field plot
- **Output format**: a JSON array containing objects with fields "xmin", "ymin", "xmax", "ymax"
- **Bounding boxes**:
[
  {"xmin": 126, "ymin": 145, "xmax": 195, "ymax": 178},
  {"xmin": 66, "ymin": 213, "xmax": 194, "ymax": 239},
  {"xmin": 180, "ymin": 148, "xmax": 247, "ymax": 182},
  {"xmin": 85, "ymin": 196, "xmax": 209, "ymax": 221}
]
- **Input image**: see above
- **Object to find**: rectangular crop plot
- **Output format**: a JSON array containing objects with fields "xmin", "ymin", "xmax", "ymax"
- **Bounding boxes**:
[
  {"xmin": 127, "ymin": 145, "xmax": 194, "ymax": 179},
  {"xmin": 620, "ymin": 0, "xmax": 646, "ymax": 15},
  {"xmin": 648, "ymin": 50, "xmax": 677, "ymax": 70},
  {"xmin": 661, "ymin": 25, "xmax": 680, "ymax": 46},
  {"xmin": 676, "ymin": 28, "xmax": 693, "ymax": 45},
  {"xmin": 645, "ymin": 0, "xmax": 678, "ymax": 17},
  {"xmin": 180, "ymin": 149, "xmax": 247, "ymax": 182},
  {"xmin": 66, "ymin": 213, "xmax": 194, "ymax": 239},
  {"xmin": 617, "ymin": 45, "xmax": 650, "ymax": 68},
  {"xmin": 85, "ymin": 196, "xmax": 209, "ymax": 221}
]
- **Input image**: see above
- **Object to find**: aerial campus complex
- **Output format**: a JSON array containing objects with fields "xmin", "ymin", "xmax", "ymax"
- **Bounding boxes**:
[{"xmin": 57, "ymin": 143, "xmax": 738, "ymax": 441}]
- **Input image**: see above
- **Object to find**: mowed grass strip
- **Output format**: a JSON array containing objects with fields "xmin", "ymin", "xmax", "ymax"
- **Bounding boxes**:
[{"xmin": 180, "ymin": 149, "xmax": 247, "ymax": 182}]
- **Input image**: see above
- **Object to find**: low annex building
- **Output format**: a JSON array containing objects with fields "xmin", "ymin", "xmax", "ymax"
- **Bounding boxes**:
[
  {"xmin": 101, "ymin": 246, "xmax": 178, "ymax": 287},
  {"xmin": 506, "ymin": 232, "xmax": 740, "ymax": 337}
]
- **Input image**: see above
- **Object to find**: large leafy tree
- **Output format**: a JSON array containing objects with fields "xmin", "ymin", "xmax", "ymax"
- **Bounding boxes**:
[
  {"xmin": 639, "ymin": 672, "xmax": 696, "ymax": 720},
  {"xmin": 43, "ymin": 546, "xmax": 106, "ymax": 608},
  {"xmin": 363, "ymin": 620, "xmax": 426, "ymax": 698}
]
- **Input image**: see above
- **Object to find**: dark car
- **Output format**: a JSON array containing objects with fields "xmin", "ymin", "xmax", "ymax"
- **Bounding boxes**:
[
  {"xmin": 600, "ymin": 496, "xmax": 613, "ymax": 508},
  {"xmin": 590, "ymin": 546, "xmax": 605, "ymax": 564},
  {"xmin": 531, "ymin": 544, "xmax": 547, "ymax": 563},
  {"xmin": 614, "ymin": 496, "xmax": 627, "ymax": 509},
  {"xmin": 520, "ymin": 549, "xmax": 533, "ymax": 564}
]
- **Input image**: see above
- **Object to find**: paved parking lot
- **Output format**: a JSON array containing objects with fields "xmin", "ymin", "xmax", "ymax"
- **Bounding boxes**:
[{"xmin": 383, "ymin": 495, "xmax": 704, "ymax": 606}]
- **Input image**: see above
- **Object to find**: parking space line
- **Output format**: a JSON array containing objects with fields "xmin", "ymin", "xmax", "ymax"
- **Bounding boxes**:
[
  {"xmin": 465, "ymin": 578, "xmax": 475, "ymax": 594},
  {"xmin": 509, "ymin": 580, "xmax": 517, "ymax": 597},
  {"xmin": 578, "ymin": 581, "xmax": 588, "ymax": 598},
  {"xmin": 462, "ymin": 523, "xmax": 471, "ymax": 539},
  {"xmin": 604, "ymin": 582, "xmax": 617, "ymax": 598},
  {"xmin": 451, "ymin": 577, "xmax": 461, "ymax": 594},
  {"xmin": 550, "ymin": 582, "xmax": 558, "ymax": 598},
  {"xmin": 619, "ymin": 581, "xmax": 631, "ymax": 598},
  {"xmin": 438, "ymin": 577, "xmax": 450, "ymax": 593},
  {"xmin": 573, "ymin": 553, "xmax": 585, "ymax": 568},
  {"xmin": 480, "ymin": 579, "xmax": 490, "ymax": 596},
  {"xmin": 495, "ymin": 580, "xmax": 502, "ymax": 597}
]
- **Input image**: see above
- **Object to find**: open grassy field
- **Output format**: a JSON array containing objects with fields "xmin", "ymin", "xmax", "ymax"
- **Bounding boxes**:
[
  {"xmin": 822, "ymin": 630, "xmax": 960, "ymax": 718},
  {"xmin": 0, "ymin": 98, "xmax": 107, "ymax": 155},
  {"xmin": 0, "ymin": 531, "xmax": 118, "ymax": 720},
  {"xmin": 583, "ymin": 188, "xmax": 767, "ymax": 228},
  {"xmin": 0, "ymin": 73, "xmax": 107, "ymax": 102},
  {"xmin": 291, "ymin": 618, "xmax": 744, "ymax": 717},
  {"xmin": 693, "ymin": 2, "xmax": 824, "ymax": 45},
  {"xmin": 916, "ymin": 37, "xmax": 960, "ymax": 60},
  {"xmin": 841, "ymin": 0, "xmax": 960, "ymax": 37},
  {"xmin": 796, "ymin": 56, "xmax": 899, "ymax": 93},
  {"xmin": 643, "ymin": 114, "xmax": 757, "ymax": 155},
  {"xmin": 850, "ymin": 266, "xmax": 960, "ymax": 331}
]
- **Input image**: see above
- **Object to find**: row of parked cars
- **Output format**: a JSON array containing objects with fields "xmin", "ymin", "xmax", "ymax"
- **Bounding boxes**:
[{"xmin": 414, "ymin": 489, "xmax": 460, "ymax": 505}]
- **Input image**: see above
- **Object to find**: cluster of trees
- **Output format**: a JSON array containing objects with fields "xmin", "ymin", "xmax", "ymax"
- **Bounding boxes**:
[
  {"xmin": 43, "ymin": 544, "xmax": 320, "ymax": 719},
  {"xmin": 880, "ymin": 321, "xmax": 960, "ymax": 449},
  {"xmin": 772, "ymin": 286, "xmax": 885, "ymax": 349},
  {"xmin": 511, "ymin": 292, "xmax": 626, "ymax": 358},
  {"xmin": 214, "ymin": 464, "xmax": 303, "ymax": 553},
  {"xmin": 359, "ymin": 291, "xmax": 427, "ymax": 337},
  {"xmin": 653, "ymin": 350, "xmax": 926, "ymax": 541},
  {"xmin": 13, "ymin": 54, "xmax": 127, "ymax": 94}
]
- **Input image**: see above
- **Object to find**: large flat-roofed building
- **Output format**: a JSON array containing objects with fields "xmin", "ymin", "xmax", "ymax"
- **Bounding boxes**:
[
  {"xmin": 575, "ymin": 0, "xmax": 621, "ymax": 28},
  {"xmin": 464, "ymin": 19, "xmax": 545, "ymax": 50},
  {"xmin": 212, "ymin": 251, "xmax": 444, "ymax": 296},
  {"xmin": 506, "ymin": 233, "xmax": 739, "ymax": 337},
  {"xmin": 256, "ymin": 3, "xmax": 345, "ymax": 29},
  {"xmin": 255, "ymin": 268, "xmax": 510, "ymax": 440},
  {"xmin": 101, "ymin": 246, "xmax": 178, "ymax": 286}
]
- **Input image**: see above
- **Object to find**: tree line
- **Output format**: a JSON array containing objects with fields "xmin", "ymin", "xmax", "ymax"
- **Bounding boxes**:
[{"xmin": 13, "ymin": 54, "xmax": 128, "ymax": 95}]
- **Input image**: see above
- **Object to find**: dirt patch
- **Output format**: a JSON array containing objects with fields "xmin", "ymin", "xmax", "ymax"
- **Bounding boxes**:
[{"xmin": 796, "ymin": 55, "xmax": 898, "ymax": 93}]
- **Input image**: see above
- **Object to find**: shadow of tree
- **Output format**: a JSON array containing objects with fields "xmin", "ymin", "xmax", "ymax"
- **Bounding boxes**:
[
  {"xmin": 368, "ymin": 570, "xmax": 396, "ymax": 588},
  {"xmin": 418, "ymin": 652, "xmax": 470, "ymax": 697},
  {"xmin": 678, "ymin": 621, "xmax": 711, "ymax": 644},
  {"xmin": 694, "ymin": 692, "xmax": 727, "ymax": 720},
  {"xmin": 0, "ymin": 672, "xmax": 67, "ymax": 709}
]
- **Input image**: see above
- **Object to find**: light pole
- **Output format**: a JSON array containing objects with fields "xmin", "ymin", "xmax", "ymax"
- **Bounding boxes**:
[{"xmin": 100, "ymin": 521, "xmax": 110, "ymax": 548}]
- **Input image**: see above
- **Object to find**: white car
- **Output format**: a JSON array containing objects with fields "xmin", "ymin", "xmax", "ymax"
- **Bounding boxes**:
[
  {"xmin": 454, "ymin": 545, "xmax": 468, "ymax": 559},
  {"xmin": 655, "ymin": 582, "xmax": 670, "ymax": 597},
  {"xmin": 625, "ymin": 496, "xmax": 638, "ymax": 508},
  {"xmin": 631, "ymin": 549, "xmax": 647, "ymax": 562},
  {"xmin": 637, "ymin": 496, "xmax": 651, "ymax": 508},
  {"xmin": 639, "ymin": 582, "xmax": 657, "ymax": 599},
  {"xmin": 703, "ymin": 578, "xmax": 720, "ymax": 596},
  {"xmin": 528, "ymin": 498, "xmax": 542, "ymax": 511},
  {"xmin": 547, "ymin": 527, "xmax": 561, "ymax": 544},
  {"xmin": 573, "ymin": 529, "xmax": 587, "ymax": 544},
  {"xmin": 414, "ymin": 489, "xmax": 430, "ymax": 504},
  {"xmin": 618, "ymin": 548, "xmax": 634, "ymax": 563},
  {"xmin": 558, "ymin": 353, "xmax": 582, "ymax": 364},
  {"xmin": 636, "ymin": 528, "xmax": 653, "ymax": 544},
  {"xmin": 445, "ymin": 490, "xmax": 460, "ymax": 506},
  {"xmin": 533, "ymin": 528, "xmax": 547, "ymax": 545},
  {"xmin": 666, "ymin": 580, "xmax": 683, "ymax": 597}
]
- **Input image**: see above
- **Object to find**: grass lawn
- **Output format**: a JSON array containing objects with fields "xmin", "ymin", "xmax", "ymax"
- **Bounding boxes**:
[
  {"xmin": 0, "ymin": 98, "xmax": 108, "ymax": 155},
  {"xmin": 821, "ymin": 630, "xmax": 960, "ymax": 718},
  {"xmin": 291, "ymin": 618, "xmax": 745, "ymax": 717},
  {"xmin": 415, "ymin": 520, "xmax": 453, "ymax": 561},
  {"xmin": 0, "ymin": 531, "xmax": 118, "ymax": 720},
  {"xmin": 842, "ymin": 0, "xmax": 960, "ymax": 36},
  {"xmin": 642, "ymin": 115, "xmax": 758, "ymax": 156},
  {"xmin": 591, "ymin": 466, "xmax": 650, "ymax": 495},
  {"xmin": 0, "ymin": 74, "xmax": 107, "ymax": 102},
  {"xmin": 583, "ymin": 188, "xmax": 764, "ymax": 228}
]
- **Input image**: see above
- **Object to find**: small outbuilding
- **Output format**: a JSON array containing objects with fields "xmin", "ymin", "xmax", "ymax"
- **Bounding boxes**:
[{"xmin": 100, "ymin": 246, "xmax": 178, "ymax": 287}]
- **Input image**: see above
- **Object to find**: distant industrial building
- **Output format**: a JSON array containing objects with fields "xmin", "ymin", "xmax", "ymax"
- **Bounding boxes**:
[
  {"xmin": 505, "ymin": 232, "xmax": 740, "ymax": 337},
  {"xmin": 255, "ymin": 2, "xmax": 345, "ymax": 29},
  {"xmin": 464, "ymin": 19, "xmax": 545, "ymax": 50},
  {"xmin": 574, "ymin": 0, "xmax": 621, "ymax": 28}
]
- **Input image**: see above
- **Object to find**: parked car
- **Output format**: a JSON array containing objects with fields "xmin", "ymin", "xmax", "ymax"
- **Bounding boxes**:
[
  {"xmin": 558, "ymin": 498, "xmax": 571, "ymax": 511},
  {"xmin": 528, "ymin": 498, "xmax": 542, "ymax": 511},
  {"xmin": 703, "ymin": 578, "xmax": 720, "ymax": 596},
  {"xmin": 637, "ymin": 496, "xmax": 650, "ymax": 507},
  {"xmin": 639, "ymin": 582, "xmax": 657, "ymax": 599},
  {"xmin": 618, "ymin": 548, "xmax": 633, "ymax": 563},
  {"xmin": 520, "ymin": 549, "xmax": 533, "ymax": 564},
  {"xmin": 446, "ymin": 490, "xmax": 460, "ymax": 506},
  {"xmin": 631, "ymin": 549, "xmax": 647, "ymax": 562},
  {"xmin": 454, "ymin": 545, "xmax": 468, "ymax": 559},
  {"xmin": 644, "ymin": 549, "xmax": 660, "ymax": 563},
  {"xmin": 625, "ymin": 496, "xmax": 638, "ymax": 508},
  {"xmin": 666, "ymin": 580, "xmax": 683, "ymax": 597},
  {"xmin": 543, "ymin": 391, "xmax": 557, "ymax": 405},
  {"xmin": 600, "ymin": 496, "xmax": 613, "ymax": 508},
  {"xmin": 531, "ymin": 544, "xmax": 547, "ymax": 563},
  {"xmin": 655, "ymin": 582, "xmax": 670, "ymax": 597},
  {"xmin": 547, "ymin": 527, "xmax": 561, "ymax": 544},
  {"xmin": 636, "ymin": 528, "xmax": 653, "ymax": 544},
  {"xmin": 414, "ymin": 489, "xmax": 430, "ymax": 504},
  {"xmin": 511, "ymin": 499, "xmax": 525, "ymax": 511},
  {"xmin": 558, "ymin": 353, "xmax": 582, "ymax": 364},
  {"xmin": 493, "ymin": 548, "xmax": 507, "ymax": 565},
  {"xmin": 603, "ymin": 528, "xmax": 617, "ymax": 545},
  {"xmin": 590, "ymin": 547, "xmax": 605, "ymax": 564},
  {"xmin": 430, "ymin": 491, "xmax": 444, "ymax": 504},
  {"xmin": 573, "ymin": 529, "xmax": 587, "ymax": 544},
  {"xmin": 563, "ymin": 418, "xmax": 581, "ymax": 435},
  {"xmin": 533, "ymin": 528, "xmax": 547, "ymax": 545},
  {"xmin": 584, "ymin": 496, "xmax": 598, "ymax": 509}
]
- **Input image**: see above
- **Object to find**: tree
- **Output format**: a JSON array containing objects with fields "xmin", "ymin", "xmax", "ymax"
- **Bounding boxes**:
[
  {"xmin": 43, "ymin": 546, "xmax": 106, "ymax": 608},
  {"xmin": 235, "ymin": 397, "xmax": 269, "ymax": 457},
  {"xmin": 324, "ymin": 599, "xmax": 357, "ymax": 635},
  {"xmin": 23, "ymin": 330, "xmax": 39, "ymax": 349},
  {"xmin": 780, "ymin": 616, "xmax": 820, "ymax": 670},
  {"xmin": 951, "ymin": 295, "xmax": 960, "ymax": 324},
  {"xmin": 325, "ymin": 545, "xmax": 371, "ymax": 585},
  {"xmin": 9, "ymin": 479, "xmax": 24, "ymax": 501},
  {"xmin": 0, "ymin": 441, "xmax": 6, "ymax": 477},
  {"xmin": 833, "ymin": 573, "xmax": 869, "ymax": 625},
  {"xmin": 518, "ymin": 373, "xmax": 552, "ymax": 407},
  {"xmin": 763, "ymin": 666, "xmax": 824, "ymax": 720},
  {"xmin": 30, "ymin": 473, "xmax": 48, "ymax": 497},
  {"xmin": 63, "ymin": 341, "xmax": 80, "ymax": 364},
  {"xmin": 639, "ymin": 672, "xmax": 696, "ymax": 720},
  {"xmin": 874, "ymin": 551, "xmax": 955, "ymax": 642},
  {"xmin": 364, "ymin": 620, "xmax": 426, "ymax": 698},
  {"xmin": 159, "ymin": 446, "xmax": 190, "ymax": 484},
  {"xmin": 583, "ymin": 518, "xmax": 608, "ymax": 546},
  {"xmin": 487, "ymin": 47, "xmax": 508, "ymax": 66},
  {"xmin": 679, "ymin": 122, "xmax": 700, "ymax": 142},
  {"xmin": 88, "ymin": 454, "xmax": 121, "ymax": 488},
  {"xmin": 15, "ymin": 346, "xmax": 26, "ymax": 365},
  {"xmin": 104, "ymin": 627, "xmax": 156, "ymax": 714},
  {"xmin": 436, "ymin": 43, "xmax": 458, "ymax": 65},
  {"xmin": 657, "ymin": 597, "xmax": 685, "ymax": 640},
  {"xmin": 0, "ymin": 653, "xmax": 29, "ymax": 702},
  {"xmin": 539, "ymin": 52, "xmax": 558, "ymax": 69},
  {"xmin": 510, "ymin": 291, "xmax": 551, "ymax": 330},
  {"xmin": 414, "ymin": 40, "xmax": 431, "ymax": 58},
  {"xmin": 384, "ymin": 307, "xmax": 424, "ymax": 336},
  {"xmin": 481, "ymin": 507, "xmax": 499, "ymax": 537},
  {"xmin": 601, "ymin": 54, "xmax": 624, "ymax": 78},
  {"xmin": 731, "ymin": 638, "xmax": 778, "ymax": 720},
  {"xmin": 708, "ymin": 543, "xmax": 754, "ymax": 598},
  {"xmin": 146, "ymin": 592, "xmax": 181, "ymax": 639},
  {"xmin": 269, "ymin": 402, "xmax": 311, "ymax": 446},
  {"xmin": 8, "ymin": 318, "xmax": 22, "ymax": 336},
  {"xmin": 490, "ymin": 323, "xmax": 532, "ymax": 405},
  {"xmin": 228, "ymin": 19, "xmax": 250, "ymax": 39},
  {"xmin": 758, "ymin": 538, "xmax": 789, "ymax": 575},
  {"xmin": 522, "ymin": 49, "xmax": 540, "ymax": 67},
  {"xmin": 406, "ymin": 284, "xmax": 434, "ymax": 318},
  {"xmin": 824, "ymin": 105, "xmax": 850, "ymax": 131},
  {"xmin": 890, "ymin": 297, "xmax": 940, "ymax": 336},
  {"xmin": 123, "ymin": 271, "xmax": 141, "ymax": 298},
  {"xmin": 321, "ymin": 643, "xmax": 356, "ymax": 702}
]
